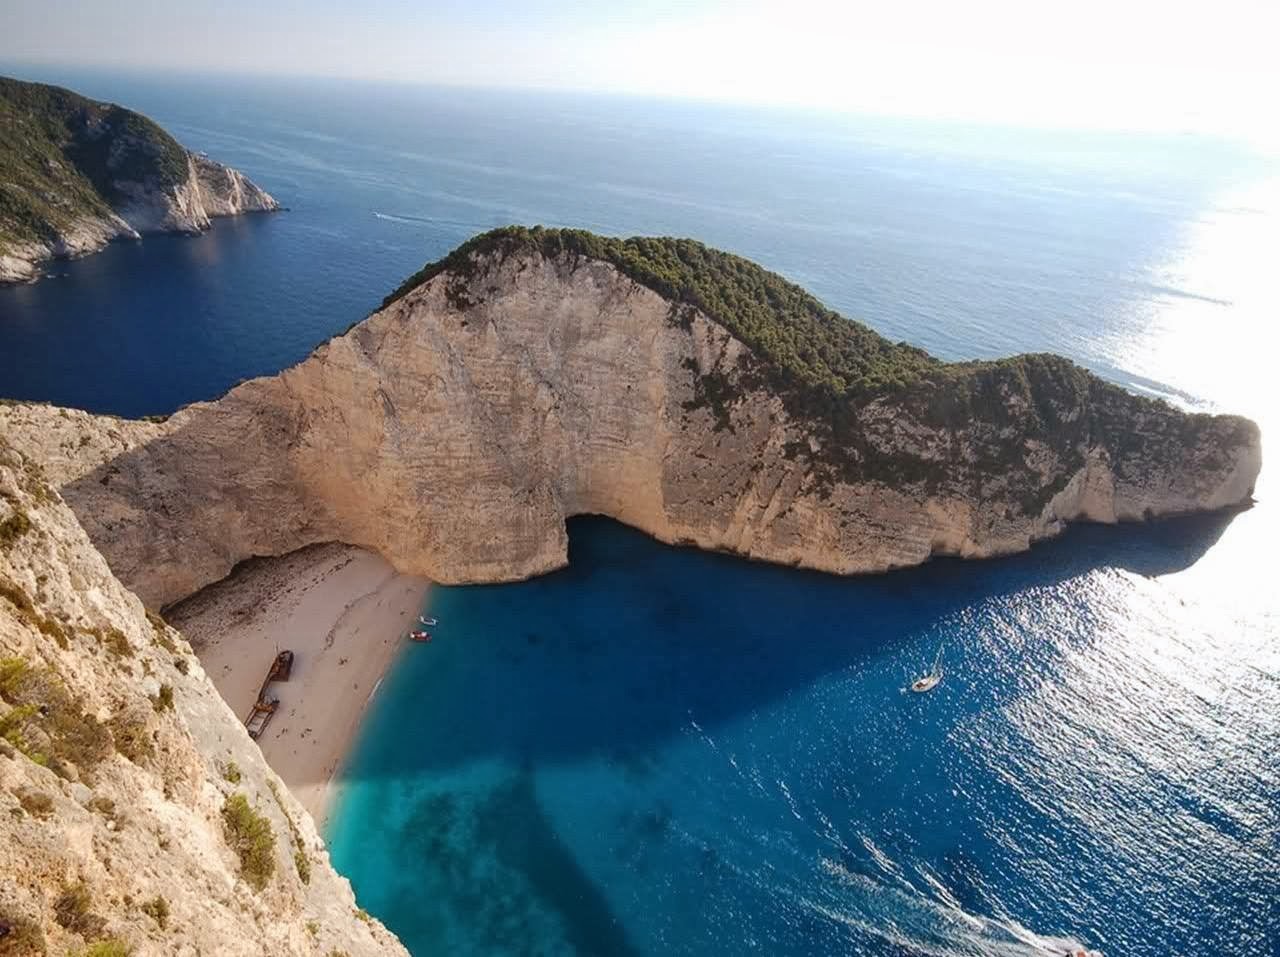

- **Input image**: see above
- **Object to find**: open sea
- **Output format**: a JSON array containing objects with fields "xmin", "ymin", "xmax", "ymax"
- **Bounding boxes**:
[{"xmin": 1, "ymin": 67, "xmax": 1276, "ymax": 956}]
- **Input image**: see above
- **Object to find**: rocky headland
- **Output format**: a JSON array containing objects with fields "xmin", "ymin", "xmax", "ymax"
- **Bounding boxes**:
[
  {"xmin": 0, "ymin": 76, "xmax": 278, "ymax": 285},
  {"xmin": 0, "ymin": 227, "xmax": 1261, "ymax": 610}
]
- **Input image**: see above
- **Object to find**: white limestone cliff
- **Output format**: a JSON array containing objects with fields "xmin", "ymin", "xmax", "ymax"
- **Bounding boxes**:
[
  {"xmin": 0, "ymin": 248, "xmax": 1260, "ymax": 611},
  {"xmin": 0, "ymin": 153, "xmax": 278, "ymax": 285}
]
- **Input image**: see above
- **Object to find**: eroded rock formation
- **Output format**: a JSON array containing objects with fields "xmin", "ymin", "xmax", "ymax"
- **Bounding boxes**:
[{"xmin": 0, "ymin": 234, "xmax": 1260, "ymax": 610}]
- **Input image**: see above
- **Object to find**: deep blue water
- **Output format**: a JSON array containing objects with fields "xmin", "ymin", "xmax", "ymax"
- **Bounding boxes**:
[
  {"xmin": 1, "ymin": 68, "xmax": 1277, "ymax": 956},
  {"xmin": 1, "ymin": 67, "xmax": 1273, "ymax": 415},
  {"xmin": 331, "ymin": 515, "xmax": 1278, "ymax": 956}
]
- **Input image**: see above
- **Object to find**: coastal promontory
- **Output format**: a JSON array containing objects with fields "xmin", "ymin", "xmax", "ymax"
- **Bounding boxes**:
[
  {"xmin": 0, "ymin": 76, "xmax": 279, "ymax": 284},
  {"xmin": 0, "ymin": 227, "xmax": 1261, "ymax": 609}
]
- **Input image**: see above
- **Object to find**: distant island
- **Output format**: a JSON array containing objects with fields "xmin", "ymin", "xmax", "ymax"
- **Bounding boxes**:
[{"xmin": 0, "ymin": 76, "xmax": 278, "ymax": 284}]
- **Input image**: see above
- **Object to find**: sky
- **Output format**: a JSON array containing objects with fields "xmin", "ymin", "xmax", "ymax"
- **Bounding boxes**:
[{"xmin": 3, "ymin": 0, "xmax": 1279, "ymax": 143}]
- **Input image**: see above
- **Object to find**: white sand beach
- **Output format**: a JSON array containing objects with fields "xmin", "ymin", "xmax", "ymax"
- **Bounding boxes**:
[{"xmin": 169, "ymin": 543, "xmax": 430, "ymax": 825}]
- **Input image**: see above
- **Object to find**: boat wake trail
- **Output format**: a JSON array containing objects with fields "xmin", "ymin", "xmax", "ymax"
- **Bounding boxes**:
[
  {"xmin": 372, "ymin": 210, "xmax": 493, "ymax": 231},
  {"xmin": 813, "ymin": 856, "xmax": 1096, "ymax": 956},
  {"xmin": 680, "ymin": 713, "xmax": 1099, "ymax": 955}
]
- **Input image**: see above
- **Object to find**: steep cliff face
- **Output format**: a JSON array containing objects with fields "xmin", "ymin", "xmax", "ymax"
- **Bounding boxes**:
[
  {"xmin": 103, "ymin": 152, "xmax": 277, "ymax": 240},
  {"xmin": 0, "ymin": 231, "xmax": 1260, "ymax": 610},
  {"xmin": 0, "ymin": 76, "xmax": 278, "ymax": 284},
  {"xmin": 0, "ymin": 438, "xmax": 407, "ymax": 956}
]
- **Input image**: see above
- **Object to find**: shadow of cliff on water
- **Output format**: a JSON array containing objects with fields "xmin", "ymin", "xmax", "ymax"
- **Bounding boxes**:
[
  {"xmin": 339, "ymin": 505, "xmax": 1243, "ymax": 780},
  {"xmin": 355, "ymin": 765, "xmax": 642, "ymax": 957}
]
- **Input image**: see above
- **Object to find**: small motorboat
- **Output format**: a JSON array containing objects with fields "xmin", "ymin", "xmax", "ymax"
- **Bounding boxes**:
[
  {"xmin": 408, "ymin": 630, "xmax": 433, "ymax": 643},
  {"xmin": 418, "ymin": 616, "xmax": 438, "ymax": 627}
]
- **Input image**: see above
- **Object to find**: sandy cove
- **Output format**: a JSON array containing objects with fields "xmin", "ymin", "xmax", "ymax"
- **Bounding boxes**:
[{"xmin": 168, "ymin": 543, "xmax": 430, "ymax": 826}]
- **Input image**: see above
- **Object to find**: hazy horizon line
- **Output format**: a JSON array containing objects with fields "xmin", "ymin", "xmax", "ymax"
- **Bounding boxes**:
[{"xmin": 1, "ymin": 55, "xmax": 1266, "ymax": 154}]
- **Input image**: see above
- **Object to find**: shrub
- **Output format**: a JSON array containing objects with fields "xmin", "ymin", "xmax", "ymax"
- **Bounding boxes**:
[
  {"xmin": 221, "ymin": 794, "xmax": 276, "ymax": 891},
  {"xmin": 0, "ymin": 658, "xmax": 30, "ymax": 700},
  {"xmin": 0, "ymin": 704, "xmax": 39, "ymax": 756},
  {"xmin": 173, "ymin": 657, "xmax": 188, "ymax": 675},
  {"xmin": 268, "ymin": 780, "xmax": 310, "ymax": 885},
  {"xmin": 0, "ymin": 912, "xmax": 45, "ymax": 956},
  {"xmin": 73, "ymin": 941, "xmax": 131, "ymax": 957},
  {"xmin": 36, "ymin": 615, "xmax": 67, "ymax": 650},
  {"xmin": 293, "ymin": 848, "xmax": 312, "ymax": 886},
  {"xmin": 90, "ymin": 627, "xmax": 132, "ymax": 659},
  {"xmin": 53, "ymin": 882, "xmax": 102, "ymax": 937},
  {"xmin": 15, "ymin": 787, "xmax": 53, "ymax": 819},
  {"xmin": 139, "ymin": 896, "xmax": 168, "ymax": 929},
  {"xmin": 0, "ymin": 505, "xmax": 31, "ymax": 546},
  {"xmin": 0, "ymin": 580, "xmax": 35, "ymax": 619},
  {"xmin": 0, "ymin": 583, "xmax": 67, "ymax": 649},
  {"xmin": 107, "ymin": 712, "xmax": 152, "ymax": 765},
  {"xmin": 221, "ymin": 761, "xmax": 241, "ymax": 784},
  {"xmin": 0, "ymin": 662, "xmax": 110, "ymax": 774},
  {"xmin": 145, "ymin": 611, "xmax": 177, "ymax": 654},
  {"xmin": 47, "ymin": 706, "xmax": 110, "ymax": 773}
]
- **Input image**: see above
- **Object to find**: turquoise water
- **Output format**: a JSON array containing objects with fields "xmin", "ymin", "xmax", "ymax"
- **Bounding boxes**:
[{"xmin": 1, "ymin": 68, "xmax": 1277, "ymax": 955}]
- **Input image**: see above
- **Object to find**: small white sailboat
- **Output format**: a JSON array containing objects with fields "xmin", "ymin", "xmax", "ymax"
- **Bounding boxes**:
[
  {"xmin": 910, "ymin": 647, "xmax": 943, "ymax": 693},
  {"xmin": 418, "ymin": 615, "xmax": 438, "ymax": 627}
]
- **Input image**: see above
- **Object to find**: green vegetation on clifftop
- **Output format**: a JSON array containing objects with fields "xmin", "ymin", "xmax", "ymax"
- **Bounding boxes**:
[
  {"xmin": 381, "ymin": 228, "xmax": 1112, "ymax": 433},
  {"xmin": 0, "ymin": 76, "xmax": 189, "ymax": 251},
  {"xmin": 385, "ymin": 227, "xmax": 1250, "ymax": 508},
  {"xmin": 384, "ymin": 226, "xmax": 941, "ymax": 397}
]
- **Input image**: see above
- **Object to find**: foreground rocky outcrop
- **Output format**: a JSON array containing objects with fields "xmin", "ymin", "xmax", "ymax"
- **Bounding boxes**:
[
  {"xmin": 0, "ymin": 76, "xmax": 278, "ymax": 284},
  {"xmin": 0, "ymin": 228, "xmax": 1261, "ymax": 611},
  {"xmin": 0, "ymin": 438, "xmax": 407, "ymax": 955}
]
